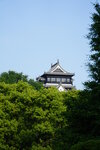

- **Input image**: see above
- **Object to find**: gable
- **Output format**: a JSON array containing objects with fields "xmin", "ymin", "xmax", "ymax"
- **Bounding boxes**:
[
  {"xmin": 47, "ymin": 61, "xmax": 74, "ymax": 76},
  {"xmin": 51, "ymin": 65, "xmax": 66, "ymax": 73},
  {"xmin": 58, "ymin": 85, "xmax": 65, "ymax": 92},
  {"xmin": 53, "ymin": 68, "xmax": 63, "ymax": 73}
]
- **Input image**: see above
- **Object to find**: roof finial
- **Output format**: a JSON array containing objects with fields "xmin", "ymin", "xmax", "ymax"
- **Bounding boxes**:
[{"xmin": 57, "ymin": 59, "xmax": 59, "ymax": 64}]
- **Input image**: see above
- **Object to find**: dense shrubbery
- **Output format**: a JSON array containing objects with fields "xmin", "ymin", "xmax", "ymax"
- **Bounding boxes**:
[
  {"xmin": 0, "ymin": 82, "xmax": 67, "ymax": 149},
  {"xmin": 70, "ymin": 139, "xmax": 100, "ymax": 150},
  {"xmin": 0, "ymin": 81, "xmax": 100, "ymax": 149}
]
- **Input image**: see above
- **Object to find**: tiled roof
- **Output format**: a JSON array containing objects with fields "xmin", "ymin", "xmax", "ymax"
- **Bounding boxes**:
[
  {"xmin": 44, "ymin": 72, "xmax": 74, "ymax": 76},
  {"xmin": 44, "ymin": 61, "xmax": 74, "ymax": 76}
]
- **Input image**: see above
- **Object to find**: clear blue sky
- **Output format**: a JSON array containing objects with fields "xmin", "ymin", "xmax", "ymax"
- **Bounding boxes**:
[{"xmin": 0, "ymin": 0, "xmax": 96, "ymax": 89}]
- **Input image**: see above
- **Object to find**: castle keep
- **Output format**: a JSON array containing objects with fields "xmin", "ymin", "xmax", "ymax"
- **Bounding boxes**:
[{"xmin": 37, "ymin": 60, "xmax": 75, "ymax": 91}]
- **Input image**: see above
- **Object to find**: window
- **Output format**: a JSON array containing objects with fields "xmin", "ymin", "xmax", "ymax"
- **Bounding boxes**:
[
  {"xmin": 62, "ymin": 78, "xmax": 66, "ymax": 83},
  {"xmin": 51, "ymin": 78, "xmax": 56, "ymax": 82},
  {"xmin": 57, "ymin": 78, "xmax": 61, "ymax": 83},
  {"xmin": 67, "ymin": 78, "xmax": 70, "ymax": 83},
  {"xmin": 47, "ymin": 78, "xmax": 50, "ymax": 82}
]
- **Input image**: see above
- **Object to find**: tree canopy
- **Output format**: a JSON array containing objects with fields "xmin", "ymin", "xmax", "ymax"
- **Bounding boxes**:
[
  {"xmin": 85, "ymin": 3, "xmax": 100, "ymax": 90},
  {"xmin": 0, "ymin": 71, "xmax": 43, "ymax": 90},
  {"xmin": 0, "ymin": 82, "xmax": 66, "ymax": 149}
]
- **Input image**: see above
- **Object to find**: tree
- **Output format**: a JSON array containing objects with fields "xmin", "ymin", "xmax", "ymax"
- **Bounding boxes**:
[
  {"xmin": 60, "ymin": 4, "xmax": 100, "ymax": 149},
  {"xmin": 0, "ymin": 71, "xmax": 43, "ymax": 90},
  {"xmin": 70, "ymin": 139, "xmax": 100, "ymax": 150},
  {"xmin": 0, "ymin": 82, "xmax": 66, "ymax": 149},
  {"xmin": 28, "ymin": 79, "xmax": 43, "ymax": 90},
  {"xmin": 85, "ymin": 3, "xmax": 100, "ymax": 90},
  {"xmin": 57, "ymin": 90, "xmax": 90, "ymax": 150},
  {"xmin": 0, "ymin": 71, "xmax": 28, "ymax": 84},
  {"xmin": 84, "ymin": 3, "xmax": 100, "ymax": 136}
]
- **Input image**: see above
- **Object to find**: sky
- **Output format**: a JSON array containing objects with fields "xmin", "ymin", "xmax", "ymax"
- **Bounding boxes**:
[{"xmin": 0, "ymin": 0, "xmax": 97, "ymax": 89}]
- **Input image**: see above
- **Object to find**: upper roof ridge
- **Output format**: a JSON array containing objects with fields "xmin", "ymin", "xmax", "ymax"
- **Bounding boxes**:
[
  {"xmin": 45, "ymin": 60, "xmax": 74, "ymax": 76},
  {"xmin": 51, "ymin": 59, "xmax": 59, "ymax": 68}
]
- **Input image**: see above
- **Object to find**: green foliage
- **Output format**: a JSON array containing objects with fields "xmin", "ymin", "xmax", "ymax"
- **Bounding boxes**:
[
  {"xmin": 55, "ymin": 89, "xmax": 100, "ymax": 149},
  {"xmin": 0, "ymin": 71, "xmax": 28, "ymax": 84},
  {"xmin": 61, "ymin": 4, "xmax": 100, "ymax": 147},
  {"xmin": 0, "ymin": 81, "xmax": 99, "ymax": 149},
  {"xmin": 28, "ymin": 79, "xmax": 43, "ymax": 90},
  {"xmin": 64, "ymin": 90, "xmax": 91, "ymax": 135},
  {"xmin": 0, "ymin": 82, "xmax": 66, "ymax": 149},
  {"xmin": 51, "ymin": 90, "xmax": 81, "ymax": 150},
  {"xmin": 31, "ymin": 144, "xmax": 52, "ymax": 150},
  {"xmin": 84, "ymin": 2, "xmax": 100, "ymax": 136},
  {"xmin": 85, "ymin": 3, "xmax": 100, "ymax": 90},
  {"xmin": 70, "ymin": 139, "xmax": 100, "ymax": 150},
  {"xmin": 0, "ymin": 71, "xmax": 43, "ymax": 90}
]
